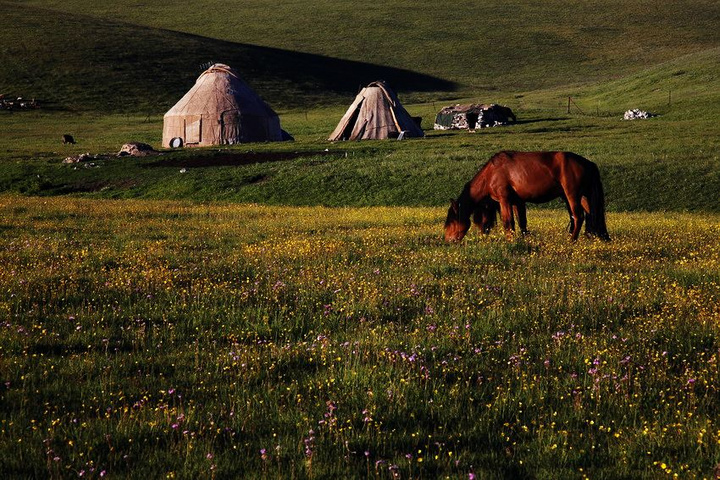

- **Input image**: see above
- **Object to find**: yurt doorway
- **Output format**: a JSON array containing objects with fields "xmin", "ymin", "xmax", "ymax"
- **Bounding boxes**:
[
  {"xmin": 339, "ymin": 106, "xmax": 362, "ymax": 141},
  {"xmin": 185, "ymin": 116, "xmax": 202, "ymax": 144},
  {"xmin": 221, "ymin": 110, "xmax": 241, "ymax": 145},
  {"xmin": 466, "ymin": 112, "xmax": 479, "ymax": 129}
]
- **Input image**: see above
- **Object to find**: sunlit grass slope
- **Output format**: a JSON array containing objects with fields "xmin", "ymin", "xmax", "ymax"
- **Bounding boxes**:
[
  {"xmin": 1, "ymin": 196, "xmax": 719, "ymax": 478},
  {"xmin": 557, "ymin": 47, "xmax": 720, "ymax": 116},
  {"xmin": 2, "ymin": 47, "xmax": 719, "ymax": 212},
  {"xmin": 1, "ymin": 2, "xmax": 718, "ymax": 212},
  {"xmin": 2, "ymin": 0, "xmax": 719, "ymax": 111}
]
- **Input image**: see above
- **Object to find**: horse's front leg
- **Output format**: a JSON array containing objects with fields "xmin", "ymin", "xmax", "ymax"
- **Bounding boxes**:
[
  {"xmin": 472, "ymin": 210, "xmax": 489, "ymax": 235},
  {"xmin": 514, "ymin": 203, "xmax": 528, "ymax": 235},
  {"xmin": 499, "ymin": 199, "xmax": 515, "ymax": 240}
]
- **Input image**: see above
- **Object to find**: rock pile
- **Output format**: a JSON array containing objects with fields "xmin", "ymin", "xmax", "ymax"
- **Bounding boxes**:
[
  {"xmin": 117, "ymin": 142, "xmax": 158, "ymax": 157},
  {"xmin": 0, "ymin": 94, "xmax": 38, "ymax": 110},
  {"xmin": 62, "ymin": 153, "xmax": 100, "ymax": 164},
  {"xmin": 623, "ymin": 109, "xmax": 657, "ymax": 120},
  {"xmin": 434, "ymin": 104, "xmax": 516, "ymax": 130},
  {"xmin": 61, "ymin": 143, "xmax": 159, "ymax": 165}
]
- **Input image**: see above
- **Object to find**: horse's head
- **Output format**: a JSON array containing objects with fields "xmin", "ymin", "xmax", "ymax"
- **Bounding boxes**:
[{"xmin": 444, "ymin": 199, "xmax": 471, "ymax": 243}]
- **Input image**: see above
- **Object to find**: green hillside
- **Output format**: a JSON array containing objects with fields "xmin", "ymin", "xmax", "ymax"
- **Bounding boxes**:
[
  {"xmin": 1, "ymin": 0, "xmax": 719, "ymax": 213},
  {"xmin": 2, "ymin": 0, "xmax": 719, "ymax": 111},
  {"xmin": 1, "ymin": 45, "xmax": 719, "ymax": 211}
]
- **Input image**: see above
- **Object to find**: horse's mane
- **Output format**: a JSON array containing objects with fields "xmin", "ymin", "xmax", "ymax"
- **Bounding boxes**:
[
  {"xmin": 488, "ymin": 151, "xmax": 514, "ymax": 165},
  {"xmin": 462, "ymin": 180, "xmax": 478, "ymax": 202},
  {"xmin": 455, "ymin": 182, "xmax": 475, "ymax": 221}
]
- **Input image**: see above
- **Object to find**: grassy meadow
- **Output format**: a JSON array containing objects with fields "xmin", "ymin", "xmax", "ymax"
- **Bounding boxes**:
[
  {"xmin": 2, "ymin": 0, "xmax": 720, "ymax": 478},
  {"xmin": 1, "ymin": 197, "xmax": 719, "ymax": 478},
  {"xmin": 3, "ymin": 94, "xmax": 720, "ymax": 211}
]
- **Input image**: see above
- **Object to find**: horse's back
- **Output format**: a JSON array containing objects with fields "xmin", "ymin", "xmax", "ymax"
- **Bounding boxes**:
[
  {"xmin": 490, "ymin": 151, "xmax": 568, "ymax": 179},
  {"xmin": 511, "ymin": 151, "xmax": 597, "ymax": 179},
  {"xmin": 484, "ymin": 151, "xmax": 598, "ymax": 185},
  {"xmin": 490, "ymin": 151, "xmax": 575, "ymax": 167},
  {"xmin": 486, "ymin": 151, "xmax": 598, "ymax": 198},
  {"xmin": 484, "ymin": 151, "xmax": 561, "ymax": 201}
]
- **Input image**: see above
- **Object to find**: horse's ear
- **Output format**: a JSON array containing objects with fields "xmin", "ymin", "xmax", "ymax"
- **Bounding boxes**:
[{"xmin": 450, "ymin": 199, "xmax": 459, "ymax": 214}]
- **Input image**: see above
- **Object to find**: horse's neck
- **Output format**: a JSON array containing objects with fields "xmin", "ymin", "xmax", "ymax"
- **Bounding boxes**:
[{"xmin": 467, "ymin": 174, "xmax": 489, "ymax": 201}]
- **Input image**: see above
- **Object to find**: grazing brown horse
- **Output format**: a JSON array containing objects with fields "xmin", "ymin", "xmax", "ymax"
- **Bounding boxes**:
[{"xmin": 445, "ymin": 151, "xmax": 610, "ymax": 242}]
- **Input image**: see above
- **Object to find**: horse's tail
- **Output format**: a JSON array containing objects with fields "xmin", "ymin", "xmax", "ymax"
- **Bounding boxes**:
[{"xmin": 586, "ymin": 162, "xmax": 610, "ymax": 241}]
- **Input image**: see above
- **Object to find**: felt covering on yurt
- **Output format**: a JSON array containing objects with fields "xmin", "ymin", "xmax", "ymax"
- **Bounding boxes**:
[{"xmin": 163, "ymin": 64, "xmax": 283, "ymax": 147}]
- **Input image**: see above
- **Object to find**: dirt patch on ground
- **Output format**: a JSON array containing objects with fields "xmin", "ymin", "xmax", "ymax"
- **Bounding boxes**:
[
  {"xmin": 55, "ymin": 179, "xmax": 139, "ymax": 194},
  {"xmin": 144, "ymin": 151, "xmax": 337, "ymax": 169}
]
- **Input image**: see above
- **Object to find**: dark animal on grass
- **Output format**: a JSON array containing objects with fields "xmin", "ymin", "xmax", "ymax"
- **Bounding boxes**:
[
  {"xmin": 62, "ymin": 134, "xmax": 76, "ymax": 145},
  {"xmin": 445, "ymin": 151, "xmax": 610, "ymax": 242},
  {"xmin": 494, "ymin": 105, "xmax": 516, "ymax": 123}
]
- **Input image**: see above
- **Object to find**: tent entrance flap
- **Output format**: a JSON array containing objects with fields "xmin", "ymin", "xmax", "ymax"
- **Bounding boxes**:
[
  {"xmin": 239, "ymin": 114, "xmax": 270, "ymax": 142},
  {"xmin": 185, "ymin": 116, "xmax": 202, "ymax": 144},
  {"xmin": 340, "ymin": 104, "xmax": 362, "ymax": 140},
  {"xmin": 466, "ymin": 112, "xmax": 479, "ymax": 128},
  {"xmin": 221, "ymin": 111, "xmax": 241, "ymax": 144}
]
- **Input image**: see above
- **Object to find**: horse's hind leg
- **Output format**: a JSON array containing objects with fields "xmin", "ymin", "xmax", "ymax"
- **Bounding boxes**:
[
  {"xmin": 562, "ymin": 198, "xmax": 574, "ymax": 233},
  {"xmin": 581, "ymin": 196, "xmax": 592, "ymax": 235},
  {"xmin": 563, "ymin": 195, "xmax": 587, "ymax": 235},
  {"xmin": 567, "ymin": 196, "xmax": 585, "ymax": 241}
]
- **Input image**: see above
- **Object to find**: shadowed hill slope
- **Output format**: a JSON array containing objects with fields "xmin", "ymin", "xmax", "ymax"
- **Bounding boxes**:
[
  {"xmin": 0, "ymin": 2, "xmax": 454, "ymax": 113},
  {"xmin": 2, "ymin": 0, "xmax": 719, "ymax": 112}
]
